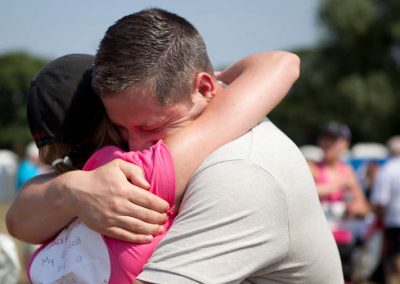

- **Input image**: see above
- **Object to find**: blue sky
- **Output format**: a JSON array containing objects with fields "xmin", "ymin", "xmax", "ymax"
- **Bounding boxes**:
[{"xmin": 0, "ymin": 0, "xmax": 322, "ymax": 67}]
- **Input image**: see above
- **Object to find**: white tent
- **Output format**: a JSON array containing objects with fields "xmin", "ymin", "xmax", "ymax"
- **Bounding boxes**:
[{"xmin": 350, "ymin": 143, "xmax": 388, "ymax": 160}]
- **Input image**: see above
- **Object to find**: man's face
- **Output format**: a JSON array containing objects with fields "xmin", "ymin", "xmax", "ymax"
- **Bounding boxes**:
[{"xmin": 102, "ymin": 90, "xmax": 205, "ymax": 151}]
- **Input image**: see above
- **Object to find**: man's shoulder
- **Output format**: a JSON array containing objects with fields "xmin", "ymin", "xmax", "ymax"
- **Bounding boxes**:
[
  {"xmin": 196, "ymin": 118, "xmax": 304, "ymax": 174},
  {"xmin": 191, "ymin": 117, "xmax": 317, "ymax": 204}
]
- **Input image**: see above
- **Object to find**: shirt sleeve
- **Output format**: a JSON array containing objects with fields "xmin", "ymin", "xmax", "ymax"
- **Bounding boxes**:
[
  {"xmin": 83, "ymin": 141, "xmax": 176, "ymax": 207},
  {"xmin": 137, "ymin": 159, "xmax": 289, "ymax": 284}
]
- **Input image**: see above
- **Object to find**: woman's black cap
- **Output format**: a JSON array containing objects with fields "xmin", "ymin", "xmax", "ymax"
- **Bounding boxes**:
[{"xmin": 27, "ymin": 54, "xmax": 105, "ymax": 147}]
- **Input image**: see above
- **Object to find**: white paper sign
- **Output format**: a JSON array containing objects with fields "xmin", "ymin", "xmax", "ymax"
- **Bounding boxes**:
[{"xmin": 30, "ymin": 220, "xmax": 110, "ymax": 284}]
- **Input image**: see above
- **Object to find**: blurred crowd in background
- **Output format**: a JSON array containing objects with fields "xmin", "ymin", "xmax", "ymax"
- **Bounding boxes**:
[{"xmin": 301, "ymin": 122, "xmax": 400, "ymax": 283}]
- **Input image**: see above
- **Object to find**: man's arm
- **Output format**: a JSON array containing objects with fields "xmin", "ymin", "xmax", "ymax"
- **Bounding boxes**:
[
  {"xmin": 6, "ymin": 159, "xmax": 169, "ymax": 244},
  {"xmin": 136, "ymin": 160, "xmax": 289, "ymax": 283},
  {"xmin": 168, "ymin": 51, "xmax": 299, "ymax": 204}
]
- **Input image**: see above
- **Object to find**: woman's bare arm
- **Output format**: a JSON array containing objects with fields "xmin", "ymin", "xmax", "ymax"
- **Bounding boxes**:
[
  {"xmin": 346, "ymin": 166, "xmax": 370, "ymax": 216},
  {"xmin": 166, "ymin": 51, "xmax": 300, "ymax": 203}
]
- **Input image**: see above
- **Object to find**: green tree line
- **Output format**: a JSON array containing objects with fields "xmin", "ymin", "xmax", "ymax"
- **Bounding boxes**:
[
  {"xmin": 269, "ymin": 0, "xmax": 400, "ymax": 144},
  {"xmin": 0, "ymin": 52, "xmax": 48, "ymax": 153},
  {"xmin": 1, "ymin": 0, "xmax": 399, "ymax": 152}
]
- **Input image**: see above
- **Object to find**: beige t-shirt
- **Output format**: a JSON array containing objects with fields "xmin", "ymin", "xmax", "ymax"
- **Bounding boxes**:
[{"xmin": 138, "ymin": 119, "xmax": 343, "ymax": 284}]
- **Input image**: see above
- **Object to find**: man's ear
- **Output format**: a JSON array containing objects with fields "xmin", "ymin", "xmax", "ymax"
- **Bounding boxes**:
[{"xmin": 192, "ymin": 72, "xmax": 216, "ymax": 100}]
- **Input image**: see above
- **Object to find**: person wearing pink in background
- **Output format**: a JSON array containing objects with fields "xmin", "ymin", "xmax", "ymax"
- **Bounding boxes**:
[
  {"xmin": 309, "ymin": 121, "xmax": 369, "ymax": 216},
  {"xmin": 308, "ymin": 121, "xmax": 370, "ymax": 282}
]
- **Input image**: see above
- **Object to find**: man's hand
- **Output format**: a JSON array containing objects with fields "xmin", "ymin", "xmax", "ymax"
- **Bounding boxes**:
[
  {"xmin": 6, "ymin": 159, "xmax": 169, "ymax": 244},
  {"xmin": 64, "ymin": 159, "xmax": 169, "ymax": 243}
]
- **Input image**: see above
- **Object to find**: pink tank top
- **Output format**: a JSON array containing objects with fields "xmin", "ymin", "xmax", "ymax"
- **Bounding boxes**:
[
  {"xmin": 315, "ymin": 162, "xmax": 354, "ymax": 244},
  {"xmin": 28, "ymin": 140, "xmax": 176, "ymax": 283},
  {"xmin": 315, "ymin": 161, "xmax": 349, "ymax": 202}
]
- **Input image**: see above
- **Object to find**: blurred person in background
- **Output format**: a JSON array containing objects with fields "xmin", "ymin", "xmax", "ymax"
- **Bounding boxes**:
[
  {"xmin": 370, "ymin": 135, "xmax": 400, "ymax": 283},
  {"xmin": 308, "ymin": 121, "xmax": 370, "ymax": 281},
  {"xmin": 360, "ymin": 160, "xmax": 381, "ymax": 201},
  {"xmin": 14, "ymin": 142, "xmax": 46, "ymax": 277},
  {"xmin": 0, "ymin": 150, "xmax": 18, "ymax": 202},
  {"xmin": 0, "ymin": 234, "xmax": 20, "ymax": 284},
  {"xmin": 308, "ymin": 121, "xmax": 370, "ymax": 217},
  {"xmin": 15, "ymin": 142, "xmax": 46, "ymax": 191}
]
